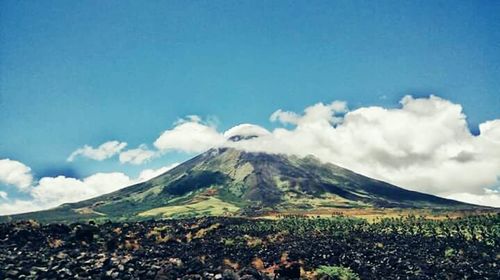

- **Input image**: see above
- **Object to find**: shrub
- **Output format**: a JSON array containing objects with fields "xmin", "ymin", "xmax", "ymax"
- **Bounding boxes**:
[
  {"xmin": 444, "ymin": 247, "xmax": 455, "ymax": 258},
  {"xmin": 316, "ymin": 265, "xmax": 360, "ymax": 280},
  {"xmin": 223, "ymin": 238, "xmax": 235, "ymax": 246}
]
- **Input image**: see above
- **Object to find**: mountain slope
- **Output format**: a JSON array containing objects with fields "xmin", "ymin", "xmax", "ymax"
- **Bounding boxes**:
[{"xmin": 0, "ymin": 148, "xmax": 479, "ymax": 223}]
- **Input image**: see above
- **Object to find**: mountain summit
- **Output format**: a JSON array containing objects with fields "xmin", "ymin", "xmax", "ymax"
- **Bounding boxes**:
[{"xmin": 1, "ymin": 147, "xmax": 476, "ymax": 222}]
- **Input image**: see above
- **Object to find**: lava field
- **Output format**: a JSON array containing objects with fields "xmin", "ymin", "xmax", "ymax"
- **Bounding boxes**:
[{"xmin": 0, "ymin": 215, "xmax": 498, "ymax": 279}]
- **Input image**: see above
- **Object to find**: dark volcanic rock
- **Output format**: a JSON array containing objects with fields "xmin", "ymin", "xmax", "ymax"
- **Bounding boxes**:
[
  {"xmin": 73, "ymin": 224, "xmax": 98, "ymax": 243},
  {"xmin": 275, "ymin": 263, "xmax": 301, "ymax": 279},
  {"xmin": 0, "ymin": 216, "xmax": 498, "ymax": 279}
]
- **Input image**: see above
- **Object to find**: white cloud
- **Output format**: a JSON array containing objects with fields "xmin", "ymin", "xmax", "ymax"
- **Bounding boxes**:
[
  {"xmin": 0, "ymin": 191, "xmax": 8, "ymax": 200},
  {"xmin": 153, "ymin": 116, "xmax": 226, "ymax": 153},
  {"xmin": 144, "ymin": 97, "xmax": 499, "ymax": 207},
  {"xmin": 30, "ymin": 173, "xmax": 131, "ymax": 208},
  {"xmin": 119, "ymin": 144, "xmax": 157, "ymax": 165},
  {"xmin": 0, "ymin": 162, "xmax": 179, "ymax": 215},
  {"xmin": 137, "ymin": 163, "xmax": 179, "ymax": 182},
  {"xmin": 446, "ymin": 192, "xmax": 500, "ymax": 208},
  {"xmin": 0, "ymin": 200, "xmax": 47, "ymax": 215},
  {"xmin": 270, "ymin": 101, "xmax": 347, "ymax": 126},
  {"xmin": 224, "ymin": 95, "xmax": 500, "ymax": 207},
  {"xmin": 0, "ymin": 159, "xmax": 33, "ymax": 191},
  {"xmin": 2, "ymin": 95, "xmax": 499, "ymax": 210},
  {"xmin": 67, "ymin": 141, "xmax": 127, "ymax": 162},
  {"xmin": 177, "ymin": 115, "xmax": 202, "ymax": 124},
  {"xmin": 270, "ymin": 109, "xmax": 301, "ymax": 125},
  {"xmin": 224, "ymin": 124, "xmax": 271, "ymax": 139},
  {"xmin": 0, "ymin": 172, "xmax": 135, "ymax": 215},
  {"xmin": 479, "ymin": 120, "xmax": 500, "ymax": 143},
  {"xmin": 0, "ymin": 172, "xmax": 133, "ymax": 215}
]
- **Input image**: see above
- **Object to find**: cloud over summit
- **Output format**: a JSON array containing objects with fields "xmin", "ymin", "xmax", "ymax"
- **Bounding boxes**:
[
  {"xmin": 148, "ymin": 95, "xmax": 500, "ymax": 206},
  {"xmin": 153, "ymin": 117, "xmax": 226, "ymax": 153},
  {"xmin": 1, "ymin": 95, "xmax": 499, "ymax": 213}
]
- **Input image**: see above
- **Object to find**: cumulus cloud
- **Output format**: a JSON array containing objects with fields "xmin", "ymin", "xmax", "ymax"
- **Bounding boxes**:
[
  {"xmin": 67, "ymin": 141, "xmax": 127, "ymax": 162},
  {"xmin": 0, "ymin": 159, "xmax": 33, "ymax": 191},
  {"xmin": 446, "ymin": 191, "xmax": 500, "ymax": 208},
  {"xmin": 119, "ymin": 144, "xmax": 157, "ymax": 165},
  {"xmin": 480, "ymin": 120, "xmax": 500, "ymax": 143},
  {"xmin": 0, "ymin": 172, "xmax": 132, "ymax": 215},
  {"xmin": 0, "ymin": 162, "xmax": 178, "ymax": 215},
  {"xmin": 224, "ymin": 124, "xmax": 271, "ymax": 139},
  {"xmin": 269, "ymin": 109, "xmax": 300, "ymax": 125},
  {"xmin": 153, "ymin": 116, "xmax": 226, "ymax": 153},
  {"xmin": 31, "ymin": 173, "xmax": 131, "ymax": 207},
  {"xmin": 2, "ymin": 95, "xmax": 499, "ymax": 209},
  {"xmin": 136, "ymin": 163, "xmax": 180, "ymax": 183},
  {"xmin": 0, "ymin": 200, "xmax": 46, "ymax": 216},
  {"xmin": 137, "ymin": 96, "xmax": 500, "ymax": 206},
  {"xmin": 270, "ymin": 101, "xmax": 347, "ymax": 126},
  {"xmin": 222, "ymin": 95, "xmax": 500, "ymax": 206}
]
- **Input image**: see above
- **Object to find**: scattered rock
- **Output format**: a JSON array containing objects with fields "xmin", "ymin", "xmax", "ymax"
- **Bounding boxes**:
[{"xmin": 0, "ymin": 217, "xmax": 497, "ymax": 280}]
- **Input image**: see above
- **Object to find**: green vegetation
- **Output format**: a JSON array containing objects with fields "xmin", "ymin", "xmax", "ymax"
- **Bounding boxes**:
[
  {"xmin": 444, "ymin": 247, "xmax": 456, "ymax": 258},
  {"xmin": 138, "ymin": 196, "xmax": 240, "ymax": 218},
  {"xmin": 232, "ymin": 214, "xmax": 500, "ymax": 245},
  {"xmin": 1, "ymin": 215, "xmax": 498, "ymax": 278},
  {"xmin": 316, "ymin": 265, "xmax": 360, "ymax": 280},
  {"xmin": 0, "ymin": 147, "xmax": 489, "ymax": 223}
]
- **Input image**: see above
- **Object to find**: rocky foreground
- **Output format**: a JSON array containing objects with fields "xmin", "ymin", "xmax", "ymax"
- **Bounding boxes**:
[{"xmin": 0, "ymin": 216, "xmax": 498, "ymax": 279}]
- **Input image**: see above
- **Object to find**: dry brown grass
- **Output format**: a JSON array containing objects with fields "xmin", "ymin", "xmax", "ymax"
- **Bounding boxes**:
[
  {"xmin": 48, "ymin": 238, "xmax": 64, "ymax": 248},
  {"xmin": 194, "ymin": 223, "xmax": 220, "ymax": 239},
  {"xmin": 146, "ymin": 226, "xmax": 175, "ymax": 244},
  {"xmin": 124, "ymin": 239, "xmax": 140, "ymax": 250},
  {"xmin": 223, "ymin": 258, "xmax": 240, "ymax": 270},
  {"xmin": 252, "ymin": 257, "xmax": 265, "ymax": 270},
  {"xmin": 244, "ymin": 235, "xmax": 263, "ymax": 247}
]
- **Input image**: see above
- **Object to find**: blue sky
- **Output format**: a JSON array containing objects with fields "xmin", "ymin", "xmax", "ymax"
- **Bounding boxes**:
[{"xmin": 1, "ymin": 1, "xmax": 500, "ymax": 210}]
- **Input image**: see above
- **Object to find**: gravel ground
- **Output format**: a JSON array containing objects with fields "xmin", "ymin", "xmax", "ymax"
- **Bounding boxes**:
[{"xmin": 0, "ymin": 217, "xmax": 498, "ymax": 279}]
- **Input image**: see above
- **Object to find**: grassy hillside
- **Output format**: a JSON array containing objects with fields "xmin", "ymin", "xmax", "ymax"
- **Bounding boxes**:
[{"xmin": 0, "ymin": 148, "xmax": 486, "ymax": 223}]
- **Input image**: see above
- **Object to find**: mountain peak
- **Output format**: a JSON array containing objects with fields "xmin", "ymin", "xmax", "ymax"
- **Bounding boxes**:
[
  {"xmin": 1, "ymin": 148, "xmax": 481, "ymax": 223},
  {"xmin": 223, "ymin": 124, "xmax": 270, "ymax": 142}
]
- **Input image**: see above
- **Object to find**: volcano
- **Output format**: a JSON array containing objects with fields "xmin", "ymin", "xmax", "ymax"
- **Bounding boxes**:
[{"xmin": 1, "ymin": 147, "xmax": 477, "ymax": 223}]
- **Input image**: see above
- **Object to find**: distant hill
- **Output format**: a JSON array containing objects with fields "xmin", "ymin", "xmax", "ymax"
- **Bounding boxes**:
[{"xmin": 0, "ymin": 147, "xmax": 481, "ymax": 223}]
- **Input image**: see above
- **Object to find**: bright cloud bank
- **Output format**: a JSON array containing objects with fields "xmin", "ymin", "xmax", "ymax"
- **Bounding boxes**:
[{"xmin": 1, "ymin": 95, "xmax": 499, "ymax": 214}]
